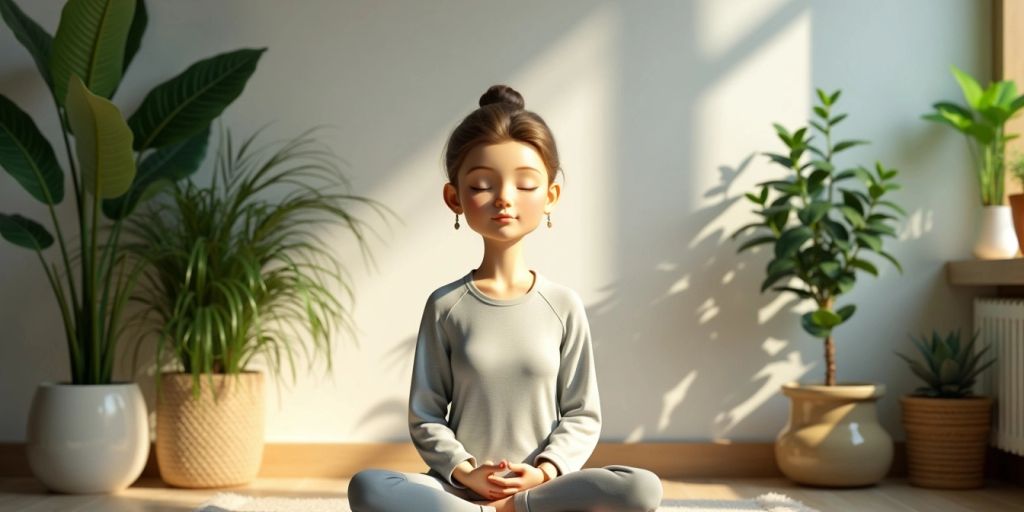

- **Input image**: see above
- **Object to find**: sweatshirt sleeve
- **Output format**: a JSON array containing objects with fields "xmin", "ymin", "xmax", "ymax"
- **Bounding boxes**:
[
  {"xmin": 533, "ymin": 292, "xmax": 602, "ymax": 475},
  {"xmin": 407, "ymin": 294, "xmax": 476, "ymax": 488}
]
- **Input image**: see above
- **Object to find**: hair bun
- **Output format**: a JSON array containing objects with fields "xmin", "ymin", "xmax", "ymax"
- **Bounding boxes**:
[{"xmin": 479, "ymin": 85, "xmax": 525, "ymax": 110}]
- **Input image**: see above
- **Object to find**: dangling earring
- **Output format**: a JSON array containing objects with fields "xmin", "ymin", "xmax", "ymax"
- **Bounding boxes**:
[
  {"xmin": 546, "ymin": 213, "xmax": 553, "ymax": 228},
  {"xmin": 454, "ymin": 213, "xmax": 460, "ymax": 230}
]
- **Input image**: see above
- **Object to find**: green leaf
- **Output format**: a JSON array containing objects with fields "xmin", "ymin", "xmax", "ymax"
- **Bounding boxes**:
[
  {"xmin": 811, "ymin": 160, "xmax": 834, "ymax": 172},
  {"xmin": 834, "ymin": 167, "xmax": 874, "ymax": 185},
  {"xmin": 121, "ymin": 0, "xmax": 146, "ymax": 75},
  {"xmin": 829, "ymin": 113, "xmax": 847, "ymax": 127},
  {"xmin": 744, "ymin": 192, "xmax": 762, "ymax": 205},
  {"xmin": 772, "ymin": 286, "xmax": 814, "ymax": 299},
  {"xmin": 801, "ymin": 312, "xmax": 831, "ymax": 338},
  {"xmin": 128, "ymin": 47, "xmax": 266, "ymax": 150},
  {"xmin": 836, "ymin": 273, "xmax": 855, "ymax": 294},
  {"xmin": 836, "ymin": 304, "xmax": 856, "ymax": 322},
  {"xmin": 0, "ymin": 213, "xmax": 53, "ymax": 250},
  {"xmin": 816, "ymin": 88, "xmax": 830, "ymax": 106},
  {"xmin": 0, "ymin": 0, "xmax": 54, "ymax": 89},
  {"xmin": 829, "ymin": 90, "xmax": 841, "ymax": 104},
  {"xmin": 850, "ymin": 258, "xmax": 878, "ymax": 276},
  {"xmin": 820, "ymin": 261, "xmax": 841, "ymax": 279},
  {"xmin": 775, "ymin": 226, "xmax": 812, "ymax": 259},
  {"xmin": 764, "ymin": 152, "xmax": 792, "ymax": 168},
  {"xmin": 842, "ymin": 189, "xmax": 865, "ymax": 215},
  {"xmin": 878, "ymin": 200, "xmax": 907, "ymax": 216},
  {"xmin": 833, "ymin": 140, "xmax": 868, "ymax": 153},
  {"xmin": 840, "ymin": 206, "xmax": 866, "ymax": 228},
  {"xmin": 0, "ymin": 94, "xmax": 64, "ymax": 204},
  {"xmin": 103, "ymin": 126, "xmax": 209, "ymax": 219},
  {"xmin": 767, "ymin": 257, "xmax": 796, "ymax": 276},
  {"xmin": 813, "ymin": 106, "xmax": 829, "ymax": 119},
  {"xmin": 761, "ymin": 269, "xmax": 794, "ymax": 293},
  {"xmin": 810, "ymin": 120, "xmax": 828, "ymax": 134},
  {"xmin": 737, "ymin": 235, "xmax": 775, "ymax": 253},
  {"xmin": 952, "ymin": 65, "xmax": 984, "ymax": 110},
  {"xmin": 798, "ymin": 201, "xmax": 831, "ymax": 225},
  {"xmin": 879, "ymin": 250, "xmax": 903, "ymax": 273},
  {"xmin": 856, "ymin": 232, "xmax": 882, "ymax": 252},
  {"xmin": 66, "ymin": 74, "xmax": 136, "ymax": 198},
  {"xmin": 51, "ymin": 0, "xmax": 136, "ymax": 106}
]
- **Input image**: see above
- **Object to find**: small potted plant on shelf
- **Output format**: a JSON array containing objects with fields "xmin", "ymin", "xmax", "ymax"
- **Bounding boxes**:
[
  {"xmin": 121, "ymin": 126, "xmax": 396, "ymax": 488},
  {"xmin": 733, "ymin": 88, "xmax": 905, "ymax": 487},
  {"xmin": 896, "ymin": 329, "xmax": 996, "ymax": 489},
  {"xmin": 923, "ymin": 65, "xmax": 1024, "ymax": 260},
  {"xmin": 0, "ymin": 0, "xmax": 263, "ymax": 493}
]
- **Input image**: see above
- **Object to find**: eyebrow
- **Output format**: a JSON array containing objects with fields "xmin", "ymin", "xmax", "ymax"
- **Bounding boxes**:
[{"xmin": 465, "ymin": 166, "xmax": 542, "ymax": 176}]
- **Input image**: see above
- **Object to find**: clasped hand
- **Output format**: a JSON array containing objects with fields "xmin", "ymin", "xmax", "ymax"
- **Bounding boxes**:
[{"xmin": 465, "ymin": 459, "xmax": 549, "ymax": 500}]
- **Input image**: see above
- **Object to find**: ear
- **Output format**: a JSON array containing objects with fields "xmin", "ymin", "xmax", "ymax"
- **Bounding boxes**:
[
  {"xmin": 544, "ymin": 182, "xmax": 562, "ymax": 213},
  {"xmin": 443, "ymin": 182, "xmax": 462, "ymax": 213}
]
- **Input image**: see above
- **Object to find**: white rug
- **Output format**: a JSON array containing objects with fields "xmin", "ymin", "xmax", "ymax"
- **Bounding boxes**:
[{"xmin": 195, "ymin": 492, "xmax": 819, "ymax": 512}]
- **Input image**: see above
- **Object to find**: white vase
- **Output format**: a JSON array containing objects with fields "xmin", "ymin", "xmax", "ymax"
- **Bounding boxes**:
[
  {"xmin": 974, "ymin": 205, "xmax": 1019, "ymax": 259},
  {"xmin": 26, "ymin": 382, "xmax": 149, "ymax": 494}
]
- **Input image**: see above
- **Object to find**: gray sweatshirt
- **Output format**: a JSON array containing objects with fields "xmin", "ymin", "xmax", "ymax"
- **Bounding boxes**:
[{"xmin": 408, "ymin": 269, "xmax": 602, "ymax": 489}]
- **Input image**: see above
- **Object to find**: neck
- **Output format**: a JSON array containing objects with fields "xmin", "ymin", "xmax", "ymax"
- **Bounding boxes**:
[{"xmin": 476, "ymin": 236, "xmax": 530, "ymax": 285}]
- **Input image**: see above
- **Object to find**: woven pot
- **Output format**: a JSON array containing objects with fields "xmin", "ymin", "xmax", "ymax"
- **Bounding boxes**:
[
  {"xmin": 156, "ymin": 372, "xmax": 265, "ymax": 488},
  {"xmin": 901, "ymin": 395, "xmax": 993, "ymax": 489}
]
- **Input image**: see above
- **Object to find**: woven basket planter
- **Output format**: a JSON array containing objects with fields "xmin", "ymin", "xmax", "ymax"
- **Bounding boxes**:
[
  {"xmin": 157, "ymin": 372, "xmax": 265, "ymax": 488},
  {"xmin": 900, "ymin": 395, "xmax": 993, "ymax": 489}
]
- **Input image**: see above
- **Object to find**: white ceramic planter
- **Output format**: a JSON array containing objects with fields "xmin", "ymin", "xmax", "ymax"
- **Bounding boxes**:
[
  {"xmin": 26, "ymin": 382, "xmax": 149, "ymax": 494},
  {"xmin": 973, "ymin": 205, "xmax": 1019, "ymax": 259}
]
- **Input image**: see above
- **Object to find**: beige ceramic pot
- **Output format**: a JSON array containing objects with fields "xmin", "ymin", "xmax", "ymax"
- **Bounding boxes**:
[
  {"xmin": 901, "ymin": 395, "xmax": 993, "ymax": 489},
  {"xmin": 775, "ymin": 382, "xmax": 893, "ymax": 487},
  {"xmin": 156, "ymin": 372, "xmax": 265, "ymax": 488}
]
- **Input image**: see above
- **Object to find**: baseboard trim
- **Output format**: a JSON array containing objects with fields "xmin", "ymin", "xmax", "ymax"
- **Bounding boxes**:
[{"xmin": 0, "ymin": 441, "xmax": 916, "ymax": 479}]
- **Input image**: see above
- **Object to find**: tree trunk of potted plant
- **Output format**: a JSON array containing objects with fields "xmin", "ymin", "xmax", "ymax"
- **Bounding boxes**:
[{"xmin": 156, "ymin": 372, "xmax": 265, "ymax": 488}]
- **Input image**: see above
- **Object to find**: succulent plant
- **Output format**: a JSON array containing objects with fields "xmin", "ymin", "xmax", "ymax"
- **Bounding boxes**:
[{"xmin": 895, "ymin": 330, "xmax": 996, "ymax": 398}]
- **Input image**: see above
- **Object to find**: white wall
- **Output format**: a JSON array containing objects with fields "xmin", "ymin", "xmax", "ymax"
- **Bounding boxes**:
[{"xmin": 0, "ymin": 0, "xmax": 988, "ymax": 443}]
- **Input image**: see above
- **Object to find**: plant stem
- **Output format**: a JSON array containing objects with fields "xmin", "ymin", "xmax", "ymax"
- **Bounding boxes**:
[{"xmin": 823, "ymin": 297, "xmax": 836, "ymax": 385}]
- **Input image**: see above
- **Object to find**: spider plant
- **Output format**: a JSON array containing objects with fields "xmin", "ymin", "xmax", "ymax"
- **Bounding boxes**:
[{"xmin": 123, "ymin": 126, "xmax": 396, "ymax": 393}]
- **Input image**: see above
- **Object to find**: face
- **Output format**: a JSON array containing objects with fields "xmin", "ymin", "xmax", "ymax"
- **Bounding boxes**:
[{"xmin": 444, "ymin": 141, "xmax": 561, "ymax": 242}]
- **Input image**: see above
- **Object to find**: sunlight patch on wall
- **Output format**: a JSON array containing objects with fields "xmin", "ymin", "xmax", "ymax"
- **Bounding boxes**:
[
  {"xmin": 505, "ymin": 3, "xmax": 619, "ymax": 295},
  {"xmin": 696, "ymin": 0, "xmax": 799, "ymax": 60},
  {"xmin": 712, "ymin": 349, "xmax": 811, "ymax": 437},
  {"xmin": 689, "ymin": 9, "xmax": 810, "ymax": 244},
  {"xmin": 659, "ymin": 371, "xmax": 698, "ymax": 432}
]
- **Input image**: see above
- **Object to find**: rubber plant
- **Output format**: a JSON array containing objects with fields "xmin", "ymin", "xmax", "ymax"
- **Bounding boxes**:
[
  {"xmin": 0, "ymin": 0, "xmax": 265, "ymax": 384},
  {"xmin": 733, "ymin": 89, "xmax": 905, "ymax": 386}
]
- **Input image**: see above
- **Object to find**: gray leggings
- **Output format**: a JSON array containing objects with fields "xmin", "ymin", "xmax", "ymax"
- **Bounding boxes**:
[{"xmin": 347, "ymin": 465, "xmax": 663, "ymax": 512}]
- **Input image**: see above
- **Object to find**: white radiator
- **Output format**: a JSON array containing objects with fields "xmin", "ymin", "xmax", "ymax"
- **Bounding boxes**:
[{"xmin": 974, "ymin": 298, "xmax": 1024, "ymax": 456}]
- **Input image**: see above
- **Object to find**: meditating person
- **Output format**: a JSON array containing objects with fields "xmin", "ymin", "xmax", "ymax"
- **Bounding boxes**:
[{"xmin": 347, "ymin": 85, "xmax": 663, "ymax": 512}]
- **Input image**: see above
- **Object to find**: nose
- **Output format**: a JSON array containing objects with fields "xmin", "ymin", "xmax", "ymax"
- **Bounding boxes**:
[{"xmin": 495, "ymin": 183, "xmax": 515, "ymax": 208}]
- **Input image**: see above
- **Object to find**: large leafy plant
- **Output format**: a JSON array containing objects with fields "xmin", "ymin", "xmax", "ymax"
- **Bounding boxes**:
[
  {"xmin": 895, "ymin": 330, "xmax": 995, "ymax": 398},
  {"xmin": 0, "ymin": 0, "xmax": 264, "ymax": 384},
  {"xmin": 122, "ymin": 127, "xmax": 395, "ymax": 394},
  {"xmin": 733, "ymin": 89, "xmax": 905, "ymax": 386},
  {"xmin": 923, "ymin": 65, "xmax": 1024, "ymax": 206}
]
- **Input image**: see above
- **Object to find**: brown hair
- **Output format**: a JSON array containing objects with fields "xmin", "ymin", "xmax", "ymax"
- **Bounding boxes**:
[{"xmin": 443, "ymin": 85, "xmax": 562, "ymax": 187}]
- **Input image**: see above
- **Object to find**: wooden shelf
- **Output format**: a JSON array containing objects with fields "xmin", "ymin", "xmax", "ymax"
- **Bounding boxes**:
[{"xmin": 947, "ymin": 258, "xmax": 1024, "ymax": 286}]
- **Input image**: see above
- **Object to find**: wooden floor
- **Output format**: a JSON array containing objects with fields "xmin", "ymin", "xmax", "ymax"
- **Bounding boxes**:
[{"xmin": 1, "ymin": 476, "xmax": 1022, "ymax": 511}]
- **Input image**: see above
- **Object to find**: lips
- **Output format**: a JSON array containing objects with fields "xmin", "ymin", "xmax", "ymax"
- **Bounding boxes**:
[{"xmin": 492, "ymin": 214, "xmax": 516, "ymax": 220}]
